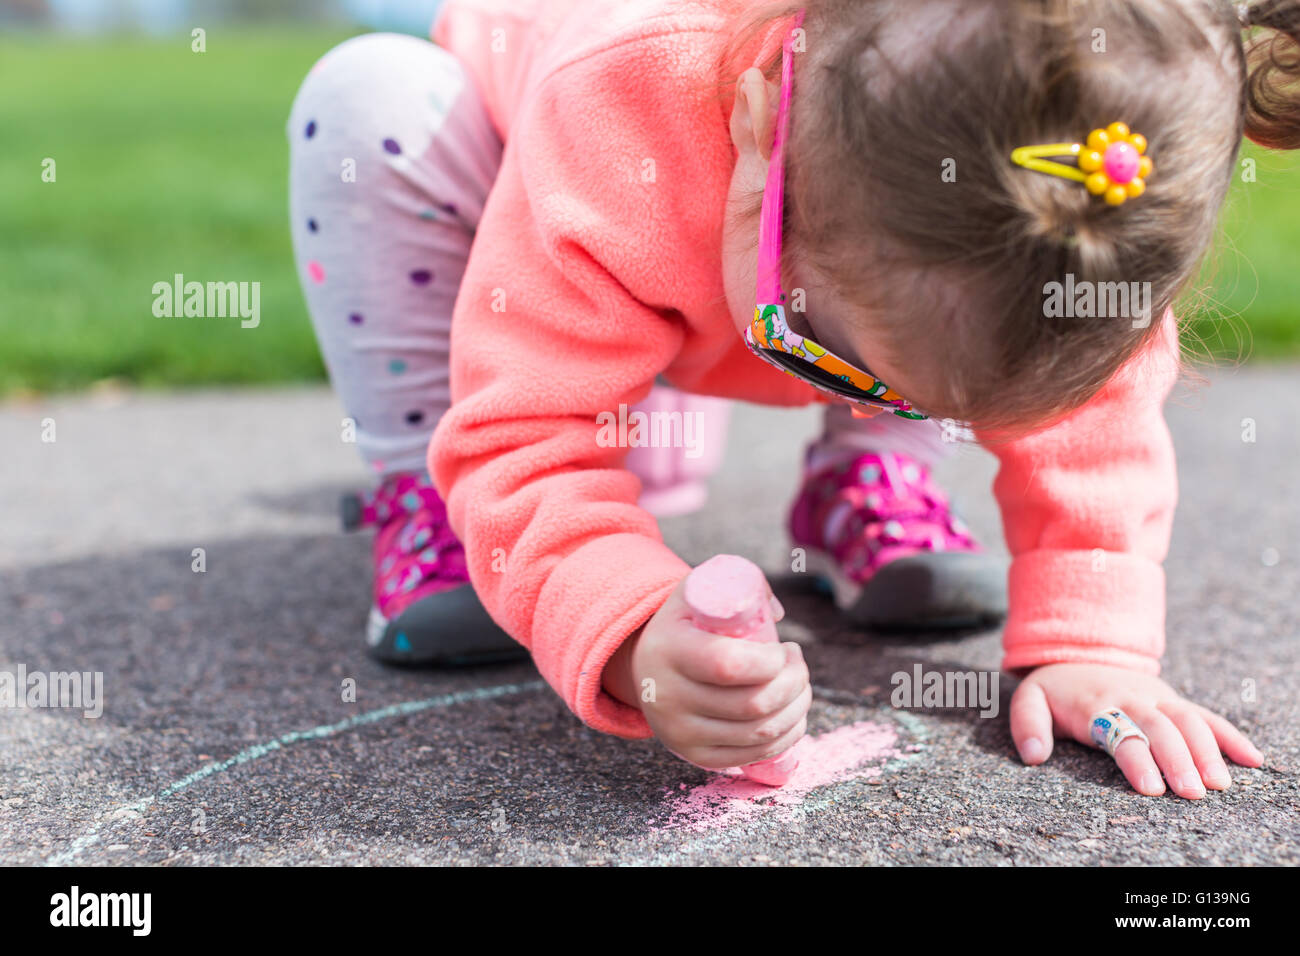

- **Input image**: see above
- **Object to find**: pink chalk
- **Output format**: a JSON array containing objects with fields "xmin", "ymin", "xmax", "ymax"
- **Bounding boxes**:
[
  {"xmin": 683, "ymin": 554, "xmax": 773, "ymax": 637},
  {"xmin": 683, "ymin": 555, "xmax": 800, "ymax": 786},
  {"xmin": 656, "ymin": 720, "xmax": 900, "ymax": 832}
]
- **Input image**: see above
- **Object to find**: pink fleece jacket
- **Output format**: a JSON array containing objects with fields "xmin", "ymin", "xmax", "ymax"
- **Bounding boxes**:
[{"xmin": 428, "ymin": 0, "xmax": 1181, "ymax": 738}]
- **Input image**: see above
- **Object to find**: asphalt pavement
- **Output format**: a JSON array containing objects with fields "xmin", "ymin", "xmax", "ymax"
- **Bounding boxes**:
[{"xmin": 1, "ymin": 368, "xmax": 1296, "ymax": 865}]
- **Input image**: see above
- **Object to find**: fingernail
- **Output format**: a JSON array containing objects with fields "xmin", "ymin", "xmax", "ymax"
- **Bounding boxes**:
[
  {"xmin": 1176, "ymin": 775, "xmax": 1206, "ymax": 798},
  {"xmin": 1020, "ymin": 737, "xmax": 1045, "ymax": 763},
  {"xmin": 1140, "ymin": 772, "xmax": 1164, "ymax": 794},
  {"xmin": 1205, "ymin": 765, "xmax": 1232, "ymax": 789}
]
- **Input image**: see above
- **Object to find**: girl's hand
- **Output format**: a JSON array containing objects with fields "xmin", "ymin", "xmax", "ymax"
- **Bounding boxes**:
[
  {"xmin": 1010, "ymin": 663, "xmax": 1265, "ymax": 799},
  {"xmin": 603, "ymin": 574, "xmax": 811, "ymax": 771}
]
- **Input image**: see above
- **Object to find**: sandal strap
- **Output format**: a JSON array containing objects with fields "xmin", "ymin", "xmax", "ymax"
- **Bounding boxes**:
[{"xmin": 343, "ymin": 473, "xmax": 447, "ymax": 533}]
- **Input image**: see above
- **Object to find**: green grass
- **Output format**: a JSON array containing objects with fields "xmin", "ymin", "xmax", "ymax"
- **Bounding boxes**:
[
  {"xmin": 1, "ymin": 32, "xmax": 1298, "ymax": 395},
  {"xmin": 1188, "ymin": 143, "xmax": 1300, "ymax": 361},
  {"xmin": 0, "ymin": 29, "xmax": 358, "ymax": 393}
]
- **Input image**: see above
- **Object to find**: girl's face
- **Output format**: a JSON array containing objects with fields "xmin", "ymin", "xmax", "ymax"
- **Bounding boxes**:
[{"xmin": 721, "ymin": 68, "xmax": 937, "ymax": 417}]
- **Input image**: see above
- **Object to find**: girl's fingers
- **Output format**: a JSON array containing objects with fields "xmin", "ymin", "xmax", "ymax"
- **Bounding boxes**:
[
  {"xmin": 1009, "ymin": 680, "xmax": 1054, "ymax": 765},
  {"xmin": 1160, "ymin": 703, "xmax": 1233, "ymax": 790},
  {"xmin": 1074, "ymin": 703, "xmax": 1165, "ymax": 796},
  {"xmin": 685, "ymin": 645, "xmax": 808, "ymax": 721},
  {"xmin": 678, "ymin": 681, "xmax": 813, "ymax": 754},
  {"xmin": 707, "ymin": 706, "xmax": 810, "ymax": 769},
  {"xmin": 689, "ymin": 689, "xmax": 812, "ymax": 769},
  {"xmin": 1111, "ymin": 734, "xmax": 1166, "ymax": 796},
  {"xmin": 1194, "ymin": 704, "xmax": 1265, "ymax": 767},
  {"xmin": 767, "ymin": 583, "xmax": 786, "ymax": 623},
  {"xmin": 739, "ymin": 713, "xmax": 809, "ymax": 767},
  {"xmin": 1131, "ymin": 706, "xmax": 1205, "ymax": 799},
  {"xmin": 674, "ymin": 633, "xmax": 788, "ymax": 687}
]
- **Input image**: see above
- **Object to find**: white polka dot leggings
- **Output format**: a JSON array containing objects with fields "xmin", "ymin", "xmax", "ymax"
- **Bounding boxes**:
[
  {"xmin": 287, "ymin": 32, "xmax": 949, "ymax": 493},
  {"xmin": 288, "ymin": 31, "xmax": 501, "ymax": 478}
]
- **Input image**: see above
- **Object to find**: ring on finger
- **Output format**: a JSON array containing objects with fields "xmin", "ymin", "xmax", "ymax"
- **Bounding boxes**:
[{"xmin": 1089, "ymin": 707, "xmax": 1150, "ymax": 757}]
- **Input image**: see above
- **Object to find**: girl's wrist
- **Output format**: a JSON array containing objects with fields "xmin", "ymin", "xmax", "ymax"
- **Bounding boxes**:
[{"xmin": 601, "ymin": 627, "xmax": 644, "ymax": 711}]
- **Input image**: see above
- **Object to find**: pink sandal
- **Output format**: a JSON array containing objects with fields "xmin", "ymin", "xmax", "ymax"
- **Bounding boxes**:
[
  {"xmin": 789, "ymin": 450, "xmax": 1007, "ymax": 628},
  {"xmin": 342, "ymin": 472, "xmax": 526, "ymax": 665}
]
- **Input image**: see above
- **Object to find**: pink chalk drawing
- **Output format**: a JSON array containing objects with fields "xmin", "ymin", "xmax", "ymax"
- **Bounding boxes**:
[{"xmin": 656, "ymin": 720, "xmax": 900, "ymax": 832}]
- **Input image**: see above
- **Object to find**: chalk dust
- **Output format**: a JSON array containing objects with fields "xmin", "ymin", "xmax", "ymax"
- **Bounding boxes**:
[{"xmin": 656, "ymin": 720, "xmax": 900, "ymax": 832}]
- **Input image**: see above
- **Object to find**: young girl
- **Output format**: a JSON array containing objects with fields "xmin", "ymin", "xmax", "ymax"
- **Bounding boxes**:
[{"xmin": 289, "ymin": 0, "xmax": 1289, "ymax": 798}]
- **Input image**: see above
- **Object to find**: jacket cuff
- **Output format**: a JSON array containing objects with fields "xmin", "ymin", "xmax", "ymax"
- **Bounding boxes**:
[
  {"xmin": 1001, "ymin": 549, "xmax": 1165, "ymax": 675},
  {"xmin": 532, "ymin": 533, "xmax": 691, "ymax": 739}
]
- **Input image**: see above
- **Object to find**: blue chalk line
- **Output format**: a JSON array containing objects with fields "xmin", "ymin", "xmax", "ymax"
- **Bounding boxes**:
[{"xmin": 47, "ymin": 680, "xmax": 546, "ymax": 866}]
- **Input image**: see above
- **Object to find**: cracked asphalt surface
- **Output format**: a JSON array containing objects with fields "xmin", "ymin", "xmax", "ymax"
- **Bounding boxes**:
[{"xmin": 1, "ymin": 367, "xmax": 1296, "ymax": 865}]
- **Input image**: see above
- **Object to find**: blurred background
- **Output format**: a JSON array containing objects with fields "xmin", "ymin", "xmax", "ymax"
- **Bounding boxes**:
[{"xmin": 2, "ymin": 0, "xmax": 1298, "ymax": 396}]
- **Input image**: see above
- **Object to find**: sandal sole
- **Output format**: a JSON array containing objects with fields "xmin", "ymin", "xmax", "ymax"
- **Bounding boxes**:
[
  {"xmin": 366, "ymin": 585, "xmax": 529, "ymax": 667},
  {"xmin": 804, "ymin": 547, "xmax": 1008, "ymax": 629}
]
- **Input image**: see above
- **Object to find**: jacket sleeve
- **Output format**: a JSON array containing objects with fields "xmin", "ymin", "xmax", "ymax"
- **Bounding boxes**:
[
  {"xmin": 980, "ymin": 310, "xmax": 1182, "ymax": 675},
  {"xmin": 427, "ymin": 49, "xmax": 728, "ymax": 739}
]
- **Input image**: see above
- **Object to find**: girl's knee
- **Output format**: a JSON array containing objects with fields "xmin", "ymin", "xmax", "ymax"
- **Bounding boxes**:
[
  {"xmin": 291, "ymin": 34, "xmax": 398, "ymax": 132},
  {"xmin": 287, "ymin": 32, "xmax": 470, "ymax": 152},
  {"xmin": 290, "ymin": 32, "xmax": 462, "ymax": 130}
]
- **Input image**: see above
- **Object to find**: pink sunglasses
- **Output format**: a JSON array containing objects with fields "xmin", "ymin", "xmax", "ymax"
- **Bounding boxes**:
[{"xmin": 743, "ymin": 9, "xmax": 928, "ymax": 420}]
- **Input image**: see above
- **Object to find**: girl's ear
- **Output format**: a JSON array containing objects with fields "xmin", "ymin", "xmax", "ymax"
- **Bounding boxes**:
[{"xmin": 730, "ymin": 68, "xmax": 778, "ymax": 160}]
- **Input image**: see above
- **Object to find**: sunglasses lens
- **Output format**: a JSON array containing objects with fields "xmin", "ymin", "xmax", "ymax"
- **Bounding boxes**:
[{"xmin": 756, "ymin": 347, "xmax": 895, "ymax": 407}]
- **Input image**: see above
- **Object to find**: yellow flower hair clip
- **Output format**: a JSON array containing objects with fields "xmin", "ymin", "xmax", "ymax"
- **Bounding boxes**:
[{"xmin": 1011, "ymin": 122, "xmax": 1154, "ymax": 206}]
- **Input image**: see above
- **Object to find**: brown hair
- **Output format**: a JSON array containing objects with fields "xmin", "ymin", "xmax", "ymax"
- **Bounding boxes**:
[{"xmin": 716, "ymin": 0, "xmax": 1300, "ymax": 431}]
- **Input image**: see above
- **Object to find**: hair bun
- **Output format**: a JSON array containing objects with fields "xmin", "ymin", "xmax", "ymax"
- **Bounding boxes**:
[{"xmin": 1242, "ymin": 0, "xmax": 1300, "ymax": 149}]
